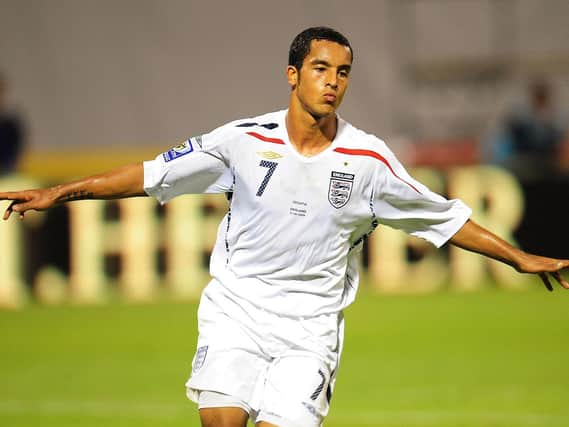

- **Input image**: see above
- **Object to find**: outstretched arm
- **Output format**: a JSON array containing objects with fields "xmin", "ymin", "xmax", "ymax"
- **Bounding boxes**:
[
  {"xmin": 0, "ymin": 162, "xmax": 145, "ymax": 220},
  {"xmin": 450, "ymin": 219, "xmax": 569, "ymax": 291}
]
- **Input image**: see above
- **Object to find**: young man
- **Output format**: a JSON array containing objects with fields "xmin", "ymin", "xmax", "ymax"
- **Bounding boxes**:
[{"xmin": 1, "ymin": 27, "xmax": 568, "ymax": 427}]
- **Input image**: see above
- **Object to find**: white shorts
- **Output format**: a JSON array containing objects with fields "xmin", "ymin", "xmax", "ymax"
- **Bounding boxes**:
[{"xmin": 186, "ymin": 280, "xmax": 344, "ymax": 427}]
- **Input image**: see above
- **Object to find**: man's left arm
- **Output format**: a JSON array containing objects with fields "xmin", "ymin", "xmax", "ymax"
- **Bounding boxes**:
[{"xmin": 450, "ymin": 219, "xmax": 569, "ymax": 291}]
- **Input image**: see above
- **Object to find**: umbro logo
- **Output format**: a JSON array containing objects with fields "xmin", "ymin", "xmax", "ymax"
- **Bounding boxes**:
[{"xmin": 256, "ymin": 151, "xmax": 283, "ymax": 160}]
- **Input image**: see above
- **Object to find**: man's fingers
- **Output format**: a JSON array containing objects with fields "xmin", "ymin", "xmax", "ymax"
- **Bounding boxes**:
[
  {"xmin": 1, "ymin": 192, "xmax": 32, "ymax": 220},
  {"xmin": 9, "ymin": 201, "xmax": 36, "ymax": 215},
  {"xmin": 2, "ymin": 200, "xmax": 37, "ymax": 218},
  {"xmin": 3, "ymin": 207, "xmax": 12, "ymax": 220},
  {"xmin": 552, "ymin": 271, "xmax": 569, "ymax": 290},
  {"xmin": 2, "ymin": 200, "xmax": 20, "ymax": 220},
  {"xmin": 539, "ymin": 271, "xmax": 569, "ymax": 291},
  {"xmin": 0, "ymin": 191, "xmax": 28, "ymax": 201},
  {"xmin": 539, "ymin": 273, "xmax": 553, "ymax": 291}
]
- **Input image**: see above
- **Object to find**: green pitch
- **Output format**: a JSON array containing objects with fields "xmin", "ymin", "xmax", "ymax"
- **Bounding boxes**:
[{"xmin": 1, "ymin": 288, "xmax": 568, "ymax": 427}]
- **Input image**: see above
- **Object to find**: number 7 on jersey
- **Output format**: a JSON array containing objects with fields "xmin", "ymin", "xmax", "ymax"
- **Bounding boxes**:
[{"xmin": 256, "ymin": 160, "xmax": 278, "ymax": 197}]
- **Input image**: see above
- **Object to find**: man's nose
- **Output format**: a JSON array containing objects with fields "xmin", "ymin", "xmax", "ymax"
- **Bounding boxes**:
[{"xmin": 326, "ymin": 71, "xmax": 338, "ymax": 89}]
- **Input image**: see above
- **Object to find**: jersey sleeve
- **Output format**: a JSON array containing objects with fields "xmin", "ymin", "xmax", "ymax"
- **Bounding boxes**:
[
  {"xmin": 143, "ymin": 123, "xmax": 236, "ymax": 204},
  {"xmin": 372, "ymin": 145, "xmax": 472, "ymax": 248}
]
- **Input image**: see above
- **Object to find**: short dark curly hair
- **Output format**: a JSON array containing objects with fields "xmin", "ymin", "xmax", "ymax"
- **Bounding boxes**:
[{"xmin": 288, "ymin": 27, "xmax": 353, "ymax": 71}]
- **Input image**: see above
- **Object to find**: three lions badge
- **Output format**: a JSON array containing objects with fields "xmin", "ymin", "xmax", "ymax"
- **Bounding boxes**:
[{"xmin": 328, "ymin": 171, "xmax": 354, "ymax": 208}]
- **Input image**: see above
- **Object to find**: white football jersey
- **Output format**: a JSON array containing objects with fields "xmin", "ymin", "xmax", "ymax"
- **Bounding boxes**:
[{"xmin": 144, "ymin": 110, "xmax": 471, "ymax": 317}]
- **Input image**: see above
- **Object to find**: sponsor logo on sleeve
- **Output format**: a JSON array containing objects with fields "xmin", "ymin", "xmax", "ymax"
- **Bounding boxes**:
[
  {"xmin": 328, "ymin": 171, "xmax": 354, "ymax": 208},
  {"xmin": 162, "ymin": 139, "xmax": 194, "ymax": 162}
]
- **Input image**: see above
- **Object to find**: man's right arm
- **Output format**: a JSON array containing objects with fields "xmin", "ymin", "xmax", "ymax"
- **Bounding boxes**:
[{"xmin": 0, "ymin": 162, "xmax": 145, "ymax": 220}]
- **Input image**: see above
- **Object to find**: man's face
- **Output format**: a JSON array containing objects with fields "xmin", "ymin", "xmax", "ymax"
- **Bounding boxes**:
[{"xmin": 289, "ymin": 40, "xmax": 352, "ymax": 119}]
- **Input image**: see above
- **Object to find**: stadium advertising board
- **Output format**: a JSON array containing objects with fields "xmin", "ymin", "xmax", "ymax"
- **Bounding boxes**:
[{"xmin": 0, "ymin": 166, "xmax": 528, "ymax": 308}]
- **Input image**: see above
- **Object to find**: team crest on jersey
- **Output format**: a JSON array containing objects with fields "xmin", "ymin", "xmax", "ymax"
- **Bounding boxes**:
[
  {"xmin": 192, "ymin": 345, "xmax": 208, "ymax": 373},
  {"xmin": 163, "ymin": 139, "xmax": 194, "ymax": 162},
  {"xmin": 328, "ymin": 171, "xmax": 354, "ymax": 208}
]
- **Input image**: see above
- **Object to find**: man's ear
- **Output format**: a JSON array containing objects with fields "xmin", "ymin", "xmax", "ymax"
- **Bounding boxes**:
[{"xmin": 286, "ymin": 65, "xmax": 298, "ymax": 89}]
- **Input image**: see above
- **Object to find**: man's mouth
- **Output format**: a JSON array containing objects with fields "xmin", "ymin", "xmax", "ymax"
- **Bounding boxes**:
[{"xmin": 323, "ymin": 93, "xmax": 337, "ymax": 103}]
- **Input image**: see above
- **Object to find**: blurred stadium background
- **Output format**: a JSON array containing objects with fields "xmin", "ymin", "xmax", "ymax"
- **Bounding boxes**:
[{"xmin": 1, "ymin": 1, "xmax": 568, "ymax": 426}]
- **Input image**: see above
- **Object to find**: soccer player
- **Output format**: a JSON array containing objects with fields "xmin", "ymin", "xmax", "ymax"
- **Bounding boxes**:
[{"xmin": 1, "ymin": 27, "xmax": 568, "ymax": 427}]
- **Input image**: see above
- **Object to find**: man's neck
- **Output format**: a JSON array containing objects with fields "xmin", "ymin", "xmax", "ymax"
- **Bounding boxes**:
[{"xmin": 286, "ymin": 102, "xmax": 337, "ymax": 157}]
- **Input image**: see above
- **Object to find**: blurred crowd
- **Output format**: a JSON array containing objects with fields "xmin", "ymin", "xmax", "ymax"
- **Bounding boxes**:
[
  {"xmin": 484, "ymin": 78, "xmax": 568, "ymax": 258},
  {"xmin": 485, "ymin": 79, "xmax": 568, "ymax": 183},
  {"xmin": 0, "ymin": 72, "xmax": 25, "ymax": 176}
]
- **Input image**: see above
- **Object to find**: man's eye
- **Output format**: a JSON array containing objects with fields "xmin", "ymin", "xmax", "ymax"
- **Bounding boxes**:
[
  {"xmin": 339, "ymin": 71, "xmax": 348, "ymax": 78},
  {"xmin": 315, "ymin": 67, "xmax": 326, "ymax": 72}
]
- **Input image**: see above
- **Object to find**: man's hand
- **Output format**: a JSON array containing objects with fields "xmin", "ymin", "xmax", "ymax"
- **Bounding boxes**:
[
  {"xmin": 0, "ymin": 188, "xmax": 58, "ymax": 220},
  {"xmin": 450, "ymin": 219, "xmax": 569, "ymax": 292},
  {"xmin": 514, "ymin": 253, "xmax": 569, "ymax": 291}
]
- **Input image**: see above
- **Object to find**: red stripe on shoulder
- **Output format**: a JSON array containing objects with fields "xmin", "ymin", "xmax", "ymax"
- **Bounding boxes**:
[
  {"xmin": 246, "ymin": 131, "xmax": 285, "ymax": 145},
  {"xmin": 333, "ymin": 147, "xmax": 422, "ymax": 194}
]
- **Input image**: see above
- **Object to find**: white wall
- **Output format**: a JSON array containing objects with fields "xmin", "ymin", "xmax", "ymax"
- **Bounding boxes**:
[{"xmin": 0, "ymin": 0, "xmax": 568, "ymax": 150}]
